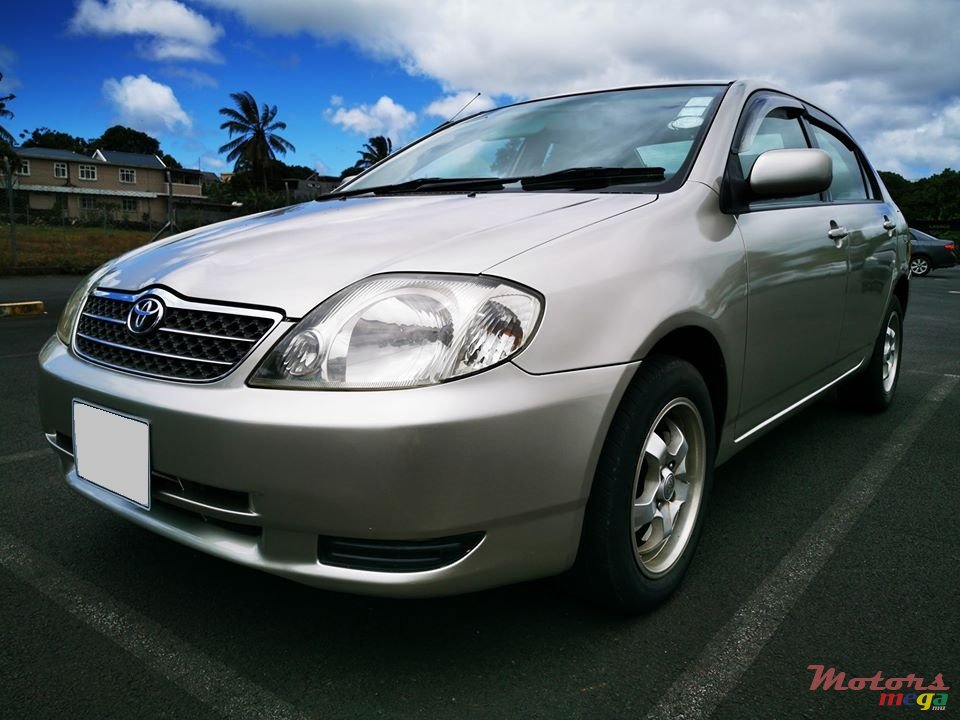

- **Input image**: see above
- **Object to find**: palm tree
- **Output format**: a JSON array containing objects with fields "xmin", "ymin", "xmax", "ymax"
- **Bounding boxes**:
[
  {"xmin": 357, "ymin": 136, "xmax": 392, "ymax": 168},
  {"xmin": 218, "ymin": 91, "xmax": 295, "ymax": 190},
  {"xmin": 0, "ymin": 72, "xmax": 16, "ymax": 148}
]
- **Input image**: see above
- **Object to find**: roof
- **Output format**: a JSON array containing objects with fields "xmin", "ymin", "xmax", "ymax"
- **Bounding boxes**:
[
  {"xmin": 17, "ymin": 183, "xmax": 157, "ymax": 199},
  {"xmin": 14, "ymin": 147, "xmax": 94, "ymax": 162},
  {"xmin": 93, "ymin": 149, "xmax": 166, "ymax": 169}
]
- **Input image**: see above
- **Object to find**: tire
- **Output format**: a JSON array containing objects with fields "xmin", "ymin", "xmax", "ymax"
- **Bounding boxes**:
[
  {"xmin": 839, "ymin": 297, "xmax": 903, "ymax": 413},
  {"xmin": 571, "ymin": 355, "xmax": 715, "ymax": 613},
  {"xmin": 910, "ymin": 255, "xmax": 931, "ymax": 277}
]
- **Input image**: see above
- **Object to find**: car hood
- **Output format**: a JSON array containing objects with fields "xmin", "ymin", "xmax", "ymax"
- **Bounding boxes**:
[{"xmin": 101, "ymin": 192, "xmax": 655, "ymax": 317}]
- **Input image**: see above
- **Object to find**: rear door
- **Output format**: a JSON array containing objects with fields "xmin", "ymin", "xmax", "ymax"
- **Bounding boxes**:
[{"xmin": 805, "ymin": 118, "xmax": 898, "ymax": 358}]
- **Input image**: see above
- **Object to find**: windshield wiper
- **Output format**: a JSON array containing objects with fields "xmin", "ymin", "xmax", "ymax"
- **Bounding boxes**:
[
  {"xmin": 519, "ymin": 166, "xmax": 665, "ymax": 191},
  {"xmin": 322, "ymin": 176, "xmax": 509, "ymax": 199},
  {"xmin": 320, "ymin": 167, "xmax": 667, "ymax": 200}
]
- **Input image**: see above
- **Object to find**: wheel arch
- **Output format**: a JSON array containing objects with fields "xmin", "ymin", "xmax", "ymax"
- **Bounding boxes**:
[{"xmin": 639, "ymin": 324, "xmax": 729, "ymax": 451}]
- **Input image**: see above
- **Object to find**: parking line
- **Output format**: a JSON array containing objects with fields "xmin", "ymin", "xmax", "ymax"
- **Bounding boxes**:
[
  {"xmin": 0, "ymin": 530, "xmax": 310, "ymax": 720},
  {"xmin": 645, "ymin": 375, "xmax": 958, "ymax": 720},
  {"xmin": 0, "ymin": 449, "xmax": 53, "ymax": 467}
]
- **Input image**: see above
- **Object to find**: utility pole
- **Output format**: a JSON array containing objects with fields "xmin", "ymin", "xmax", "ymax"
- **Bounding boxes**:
[
  {"xmin": 2, "ymin": 155, "xmax": 17, "ymax": 268},
  {"xmin": 150, "ymin": 169, "xmax": 180, "ymax": 241}
]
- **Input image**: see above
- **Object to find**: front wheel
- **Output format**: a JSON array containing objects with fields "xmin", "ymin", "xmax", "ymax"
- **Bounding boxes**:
[{"xmin": 571, "ymin": 356, "xmax": 715, "ymax": 613}]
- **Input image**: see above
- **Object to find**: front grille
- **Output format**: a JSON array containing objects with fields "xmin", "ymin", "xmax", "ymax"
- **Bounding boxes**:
[
  {"xmin": 75, "ymin": 290, "xmax": 279, "ymax": 382},
  {"xmin": 317, "ymin": 533, "xmax": 485, "ymax": 572}
]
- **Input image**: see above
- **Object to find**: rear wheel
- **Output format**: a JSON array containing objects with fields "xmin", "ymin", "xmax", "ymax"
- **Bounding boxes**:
[
  {"xmin": 571, "ymin": 356, "xmax": 715, "ymax": 613},
  {"xmin": 910, "ymin": 255, "xmax": 931, "ymax": 276},
  {"xmin": 840, "ymin": 297, "xmax": 903, "ymax": 412}
]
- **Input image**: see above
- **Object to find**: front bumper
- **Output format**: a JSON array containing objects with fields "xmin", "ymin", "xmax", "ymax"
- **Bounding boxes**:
[{"xmin": 39, "ymin": 335, "xmax": 636, "ymax": 597}]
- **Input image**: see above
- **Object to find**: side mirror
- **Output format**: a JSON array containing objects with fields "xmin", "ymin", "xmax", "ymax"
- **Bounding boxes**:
[{"xmin": 748, "ymin": 148, "xmax": 832, "ymax": 199}]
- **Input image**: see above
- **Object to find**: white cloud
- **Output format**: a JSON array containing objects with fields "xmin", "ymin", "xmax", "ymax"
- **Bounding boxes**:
[
  {"xmin": 71, "ymin": 0, "xmax": 223, "ymax": 63},
  {"xmin": 0, "ymin": 45, "xmax": 19, "ymax": 91},
  {"xmin": 200, "ymin": 154, "xmax": 227, "ymax": 171},
  {"xmin": 202, "ymin": 0, "xmax": 960, "ymax": 178},
  {"xmin": 328, "ymin": 96, "xmax": 416, "ymax": 141},
  {"xmin": 866, "ymin": 99, "xmax": 960, "ymax": 177},
  {"xmin": 162, "ymin": 67, "xmax": 218, "ymax": 88},
  {"xmin": 424, "ymin": 92, "xmax": 496, "ymax": 120},
  {"xmin": 329, "ymin": 95, "xmax": 343, "ymax": 107},
  {"xmin": 102, "ymin": 74, "xmax": 192, "ymax": 133}
]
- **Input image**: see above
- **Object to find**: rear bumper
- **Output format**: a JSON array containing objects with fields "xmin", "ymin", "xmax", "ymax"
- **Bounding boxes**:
[{"xmin": 39, "ymin": 335, "xmax": 636, "ymax": 596}]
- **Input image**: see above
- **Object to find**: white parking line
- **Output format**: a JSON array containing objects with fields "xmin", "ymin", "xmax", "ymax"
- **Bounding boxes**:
[
  {"xmin": 0, "ymin": 530, "xmax": 310, "ymax": 720},
  {"xmin": 646, "ymin": 375, "xmax": 958, "ymax": 720},
  {"xmin": 0, "ymin": 449, "xmax": 53, "ymax": 467}
]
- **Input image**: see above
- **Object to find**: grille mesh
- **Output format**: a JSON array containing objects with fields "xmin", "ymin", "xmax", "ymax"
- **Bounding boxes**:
[{"xmin": 75, "ymin": 293, "xmax": 276, "ymax": 382}]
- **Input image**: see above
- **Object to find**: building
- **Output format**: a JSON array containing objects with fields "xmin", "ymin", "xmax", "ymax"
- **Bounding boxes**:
[
  {"xmin": 284, "ymin": 172, "xmax": 341, "ymax": 201},
  {"xmin": 11, "ymin": 147, "xmax": 206, "ymax": 223}
]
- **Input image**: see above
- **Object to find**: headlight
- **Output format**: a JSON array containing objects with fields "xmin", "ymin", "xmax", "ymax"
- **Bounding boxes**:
[
  {"xmin": 250, "ymin": 274, "xmax": 542, "ymax": 389},
  {"xmin": 56, "ymin": 263, "xmax": 117, "ymax": 346}
]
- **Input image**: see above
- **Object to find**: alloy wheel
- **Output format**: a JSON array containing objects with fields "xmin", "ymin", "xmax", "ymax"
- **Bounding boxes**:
[
  {"xmin": 631, "ymin": 398, "xmax": 706, "ymax": 577},
  {"xmin": 882, "ymin": 310, "xmax": 901, "ymax": 394}
]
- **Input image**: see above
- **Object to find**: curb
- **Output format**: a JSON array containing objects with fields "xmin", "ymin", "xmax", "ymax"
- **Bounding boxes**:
[{"xmin": 0, "ymin": 301, "xmax": 46, "ymax": 317}]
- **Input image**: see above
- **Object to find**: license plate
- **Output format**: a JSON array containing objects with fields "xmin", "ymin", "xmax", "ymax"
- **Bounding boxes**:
[{"xmin": 73, "ymin": 401, "xmax": 151, "ymax": 508}]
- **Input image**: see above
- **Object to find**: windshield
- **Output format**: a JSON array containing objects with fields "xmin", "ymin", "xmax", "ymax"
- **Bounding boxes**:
[{"xmin": 344, "ymin": 85, "xmax": 726, "ymax": 193}]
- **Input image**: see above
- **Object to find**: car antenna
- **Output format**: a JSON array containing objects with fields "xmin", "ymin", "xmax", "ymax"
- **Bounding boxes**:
[{"xmin": 448, "ymin": 92, "xmax": 482, "ymax": 124}]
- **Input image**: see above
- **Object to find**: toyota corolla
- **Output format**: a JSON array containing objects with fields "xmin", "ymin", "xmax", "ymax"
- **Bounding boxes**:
[{"xmin": 38, "ymin": 80, "xmax": 910, "ymax": 612}]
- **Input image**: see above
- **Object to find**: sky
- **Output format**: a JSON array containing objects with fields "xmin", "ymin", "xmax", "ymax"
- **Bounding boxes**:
[{"xmin": 0, "ymin": 0, "xmax": 958, "ymax": 180}]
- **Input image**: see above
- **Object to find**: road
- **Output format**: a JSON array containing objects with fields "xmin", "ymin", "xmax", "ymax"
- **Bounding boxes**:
[{"xmin": 1, "ymin": 269, "xmax": 958, "ymax": 719}]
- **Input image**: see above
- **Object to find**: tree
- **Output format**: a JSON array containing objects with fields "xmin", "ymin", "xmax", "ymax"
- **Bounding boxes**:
[
  {"xmin": 19, "ymin": 127, "xmax": 91, "ymax": 153},
  {"xmin": 218, "ymin": 91, "xmax": 295, "ymax": 191},
  {"xmin": 0, "ymin": 72, "xmax": 15, "ymax": 149},
  {"xmin": 95, "ymin": 125, "xmax": 161, "ymax": 155},
  {"xmin": 356, "ymin": 136, "xmax": 392, "ymax": 168}
]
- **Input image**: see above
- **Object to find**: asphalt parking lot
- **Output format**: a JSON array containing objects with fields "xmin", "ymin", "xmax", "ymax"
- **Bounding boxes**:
[{"xmin": 1, "ymin": 270, "xmax": 958, "ymax": 720}]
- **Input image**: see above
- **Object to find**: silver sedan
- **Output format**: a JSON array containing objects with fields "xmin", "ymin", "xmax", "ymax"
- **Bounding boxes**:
[{"xmin": 38, "ymin": 80, "xmax": 910, "ymax": 612}]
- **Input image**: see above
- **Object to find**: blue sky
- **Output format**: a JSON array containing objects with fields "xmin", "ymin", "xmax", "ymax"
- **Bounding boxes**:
[{"xmin": 1, "ymin": 0, "xmax": 958, "ymax": 180}]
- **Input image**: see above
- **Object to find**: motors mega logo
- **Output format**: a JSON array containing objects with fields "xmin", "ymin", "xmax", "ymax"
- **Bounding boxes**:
[{"xmin": 808, "ymin": 665, "xmax": 950, "ymax": 711}]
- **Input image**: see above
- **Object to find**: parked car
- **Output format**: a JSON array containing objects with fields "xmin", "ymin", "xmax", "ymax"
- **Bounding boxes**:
[
  {"xmin": 38, "ymin": 80, "xmax": 910, "ymax": 612},
  {"xmin": 909, "ymin": 228, "xmax": 957, "ymax": 276}
]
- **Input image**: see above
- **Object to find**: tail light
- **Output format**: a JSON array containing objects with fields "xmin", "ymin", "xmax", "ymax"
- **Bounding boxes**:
[{"xmin": 945, "ymin": 243, "xmax": 956, "ymax": 252}]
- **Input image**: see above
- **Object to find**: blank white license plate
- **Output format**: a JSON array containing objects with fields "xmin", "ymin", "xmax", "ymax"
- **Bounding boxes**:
[{"xmin": 73, "ymin": 401, "xmax": 151, "ymax": 508}]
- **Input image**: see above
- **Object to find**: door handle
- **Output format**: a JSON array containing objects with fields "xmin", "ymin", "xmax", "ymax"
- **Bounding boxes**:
[
  {"xmin": 882, "ymin": 215, "xmax": 896, "ymax": 232},
  {"xmin": 828, "ymin": 221, "xmax": 848, "ymax": 249}
]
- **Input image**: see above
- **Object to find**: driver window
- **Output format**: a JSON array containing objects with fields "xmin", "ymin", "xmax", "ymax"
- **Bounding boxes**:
[
  {"xmin": 738, "ymin": 108, "xmax": 810, "ymax": 178},
  {"xmin": 736, "ymin": 107, "xmax": 820, "ymax": 208}
]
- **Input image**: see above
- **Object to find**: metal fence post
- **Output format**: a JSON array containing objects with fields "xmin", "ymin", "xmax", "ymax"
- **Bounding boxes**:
[{"xmin": 2, "ymin": 156, "xmax": 17, "ymax": 268}]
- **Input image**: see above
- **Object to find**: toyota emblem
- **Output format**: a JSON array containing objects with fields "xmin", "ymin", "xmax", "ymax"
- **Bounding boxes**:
[{"xmin": 126, "ymin": 296, "xmax": 165, "ymax": 335}]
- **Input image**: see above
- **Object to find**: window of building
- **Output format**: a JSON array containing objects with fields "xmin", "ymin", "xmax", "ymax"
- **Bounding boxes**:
[
  {"xmin": 119, "ymin": 168, "xmax": 136, "ymax": 184},
  {"xmin": 122, "ymin": 198, "xmax": 138, "ymax": 212},
  {"xmin": 54, "ymin": 162, "xmax": 68, "ymax": 179},
  {"xmin": 16, "ymin": 159, "xmax": 30, "ymax": 176},
  {"xmin": 79, "ymin": 164, "xmax": 98, "ymax": 181},
  {"xmin": 80, "ymin": 196, "xmax": 97, "ymax": 210}
]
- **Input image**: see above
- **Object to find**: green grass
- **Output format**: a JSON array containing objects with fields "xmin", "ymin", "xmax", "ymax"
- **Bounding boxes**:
[{"xmin": 0, "ymin": 224, "xmax": 155, "ymax": 274}]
